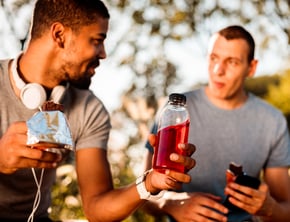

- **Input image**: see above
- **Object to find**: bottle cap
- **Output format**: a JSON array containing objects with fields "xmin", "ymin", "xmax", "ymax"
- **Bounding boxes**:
[{"xmin": 169, "ymin": 93, "xmax": 186, "ymax": 105}]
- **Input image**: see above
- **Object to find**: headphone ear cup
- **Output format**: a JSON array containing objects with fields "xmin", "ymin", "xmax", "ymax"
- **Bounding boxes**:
[
  {"xmin": 20, "ymin": 83, "xmax": 47, "ymax": 110},
  {"xmin": 50, "ymin": 85, "xmax": 66, "ymax": 104}
]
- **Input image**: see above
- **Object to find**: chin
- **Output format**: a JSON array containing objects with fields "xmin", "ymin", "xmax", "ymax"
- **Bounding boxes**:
[{"xmin": 70, "ymin": 77, "xmax": 91, "ymax": 89}]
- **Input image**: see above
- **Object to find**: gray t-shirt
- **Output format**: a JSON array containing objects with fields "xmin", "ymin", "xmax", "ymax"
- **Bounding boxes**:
[
  {"xmin": 0, "ymin": 59, "xmax": 111, "ymax": 219},
  {"xmin": 147, "ymin": 88, "xmax": 290, "ymax": 222}
]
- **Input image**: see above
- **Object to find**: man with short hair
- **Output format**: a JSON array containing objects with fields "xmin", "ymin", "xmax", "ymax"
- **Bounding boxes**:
[
  {"xmin": 0, "ymin": 0, "xmax": 195, "ymax": 221},
  {"xmin": 144, "ymin": 25, "xmax": 290, "ymax": 222}
]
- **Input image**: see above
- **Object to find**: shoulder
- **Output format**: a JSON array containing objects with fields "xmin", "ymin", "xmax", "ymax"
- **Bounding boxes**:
[
  {"xmin": 66, "ymin": 86, "xmax": 108, "ymax": 111},
  {"xmin": 0, "ymin": 59, "xmax": 9, "ymax": 72},
  {"xmin": 0, "ymin": 59, "xmax": 9, "ymax": 64},
  {"xmin": 183, "ymin": 87, "xmax": 202, "ymax": 96},
  {"xmin": 247, "ymin": 93, "xmax": 287, "ymax": 126},
  {"xmin": 63, "ymin": 86, "xmax": 110, "ymax": 122},
  {"xmin": 183, "ymin": 87, "xmax": 205, "ymax": 104},
  {"xmin": 63, "ymin": 86, "xmax": 111, "ymax": 149},
  {"xmin": 248, "ymin": 93, "xmax": 284, "ymax": 117}
]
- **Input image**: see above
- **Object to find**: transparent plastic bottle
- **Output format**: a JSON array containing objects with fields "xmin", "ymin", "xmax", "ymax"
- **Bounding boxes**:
[{"xmin": 153, "ymin": 93, "xmax": 190, "ymax": 173}]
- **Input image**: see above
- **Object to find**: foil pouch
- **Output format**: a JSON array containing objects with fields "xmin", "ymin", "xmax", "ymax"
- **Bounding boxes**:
[{"xmin": 26, "ymin": 110, "xmax": 74, "ymax": 152}]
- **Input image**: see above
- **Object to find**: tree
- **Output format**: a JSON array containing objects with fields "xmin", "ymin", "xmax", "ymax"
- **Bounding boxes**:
[
  {"xmin": 108, "ymin": 0, "xmax": 290, "ymax": 106},
  {"xmin": 245, "ymin": 74, "xmax": 280, "ymax": 98},
  {"xmin": 264, "ymin": 70, "xmax": 290, "ymax": 128},
  {"xmin": 1, "ymin": 0, "xmax": 290, "ymax": 103}
]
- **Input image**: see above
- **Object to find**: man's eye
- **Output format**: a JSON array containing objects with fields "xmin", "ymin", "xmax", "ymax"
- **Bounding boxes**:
[
  {"xmin": 228, "ymin": 59, "xmax": 239, "ymax": 66},
  {"xmin": 92, "ymin": 39, "xmax": 103, "ymax": 44},
  {"xmin": 210, "ymin": 56, "xmax": 218, "ymax": 63}
]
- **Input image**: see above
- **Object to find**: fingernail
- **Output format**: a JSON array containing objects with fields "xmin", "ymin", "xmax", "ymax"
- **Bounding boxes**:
[
  {"xmin": 170, "ymin": 153, "xmax": 179, "ymax": 160},
  {"xmin": 178, "ymin": 143, "xmax": 185, "ymax": 149}
]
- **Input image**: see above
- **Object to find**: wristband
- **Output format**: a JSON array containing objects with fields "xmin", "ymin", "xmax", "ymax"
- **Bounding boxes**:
[{"xmin": 136, "ymin": 169, "xmax": 165, "ymax": 201}]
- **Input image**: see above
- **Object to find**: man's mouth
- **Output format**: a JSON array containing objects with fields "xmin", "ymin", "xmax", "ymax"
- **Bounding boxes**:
[
  {"xmin": 213, "ymin": 80, "xmax": 225, "ymax": 88},
  {"xmin": 87, "ymin": 61, "xmax": 100, "ymax": 75},
  {"xmin": 91, "ymin": 60, "xmax": 100, "ymax": 68}
]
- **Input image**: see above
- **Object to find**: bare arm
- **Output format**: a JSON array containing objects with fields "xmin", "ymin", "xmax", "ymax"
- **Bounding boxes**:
[
  {"xmin": 76, "ymin": 148, "xmax": 143, "ymax": 222},
  {"xmin": 76, "ymin": 146, "xmax": 195, "ymax": 222},
  {"xmin": 260, "ymin": 167, "xmax": 290, "ymax": 221}
]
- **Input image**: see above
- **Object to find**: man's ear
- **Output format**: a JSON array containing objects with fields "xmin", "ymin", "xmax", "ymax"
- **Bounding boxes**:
[
  {"xmin": 247, "ymin": 59, "xmax": 258, "ymax": 78},
  {"xmin": 51, "ymin": 22, "xmax": 66, "ymax": 48}
]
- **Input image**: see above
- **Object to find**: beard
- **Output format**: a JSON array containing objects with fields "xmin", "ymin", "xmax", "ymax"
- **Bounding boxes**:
[
  {"xmin": 66, "ymin": 59, "xmax": 99, "ymax": 90},
  {"xmin": 69, "ymin": 75, "xmax": 92, "ymax": 90}
]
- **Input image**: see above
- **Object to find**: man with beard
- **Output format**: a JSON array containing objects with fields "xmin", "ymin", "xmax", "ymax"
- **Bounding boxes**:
[{"xmin": 0, "ymin": 0, "xmax": 196, "ymax": 221}]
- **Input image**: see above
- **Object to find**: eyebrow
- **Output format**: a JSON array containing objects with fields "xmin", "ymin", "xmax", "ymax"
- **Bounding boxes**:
[
  {"xmin": 210, "ymin": 53, "xmax": 242, "ymax": 61},
  {"xmin": 228, "ymin": 56, "xmax": 241, "ymax": 61},
  {"xmin": 98, "ymin": 33, "xmax": 107, "ymax": 39}
]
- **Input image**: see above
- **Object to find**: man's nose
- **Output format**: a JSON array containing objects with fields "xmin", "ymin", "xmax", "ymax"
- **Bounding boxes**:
[
  {"xmin": 99, "ymin": 44, "xmax": 107, "ymax": 59},
  {"xmin": 213, "ymin": 62, "xmax": 225, "ymax": 75}
]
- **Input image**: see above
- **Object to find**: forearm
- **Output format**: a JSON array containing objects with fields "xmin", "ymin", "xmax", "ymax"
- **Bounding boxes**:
[
  {"xmin": 260, "ymin": 201, "xmax": 290, "ymax": 222},
  {"xmin": 141, "ymin": 197, "xmax": 168, "ymax": 217},
  {"xmin": 83, "ymin": 184, "xmax": 145, "ymax": 222},
  {"xmin": 260, "ymin": 168, "xmax": 290, "ymax": 222}
]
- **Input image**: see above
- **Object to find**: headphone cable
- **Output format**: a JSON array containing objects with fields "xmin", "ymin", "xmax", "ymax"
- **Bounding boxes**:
[{"xmin": 27, "ymin": 168, "xmax": 44, "ymax": 222}]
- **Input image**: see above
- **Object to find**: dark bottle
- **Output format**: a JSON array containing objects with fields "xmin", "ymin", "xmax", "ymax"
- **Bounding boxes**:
[{"xmin": 153, "ymin": 93, "xmax": 190, "ymax": 173}]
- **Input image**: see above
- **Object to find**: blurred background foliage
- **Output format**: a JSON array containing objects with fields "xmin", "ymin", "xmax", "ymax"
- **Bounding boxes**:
[{"xmin": 0, "ymin": 0, "xmax": 290, "ymax": 221}]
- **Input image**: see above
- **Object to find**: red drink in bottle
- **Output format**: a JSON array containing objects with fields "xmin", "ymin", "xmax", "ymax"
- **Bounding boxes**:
[
  {"xmin": 153, "ymin": 120, "xmax": 190, "ymax": 173},
  {"xmin": 152, "ymin": 93, "xmax": 190, "ymax": 173}
]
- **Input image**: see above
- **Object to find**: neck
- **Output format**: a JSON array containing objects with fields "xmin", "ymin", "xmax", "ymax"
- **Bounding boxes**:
[
  {"xmin": 18, "ymin": 47, "xmax": 61, "ymax": 89},
  {"xmin": 205, "ymin": 87, "xmax": 248, "ymax": 110}
]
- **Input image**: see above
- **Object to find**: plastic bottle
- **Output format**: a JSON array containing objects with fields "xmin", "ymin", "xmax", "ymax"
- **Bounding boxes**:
[{"xmin": 153, "ymin": 93, "xmax": 190, "ymax": 173}]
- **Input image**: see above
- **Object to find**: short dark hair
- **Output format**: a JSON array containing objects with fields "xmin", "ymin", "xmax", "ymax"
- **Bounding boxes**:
[
  {"xmin": 30, "ymin": 0, "xmax": 110, "ymax": 40},
  {"xmin": 218, "ymin": 25, "xmax": 255, "ymax": 63}
]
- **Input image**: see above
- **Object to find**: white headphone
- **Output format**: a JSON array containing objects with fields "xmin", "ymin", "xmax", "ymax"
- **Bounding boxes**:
[{"xmin": 11, "ymin": 54, "xmax": 66, "ymax": 110}]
